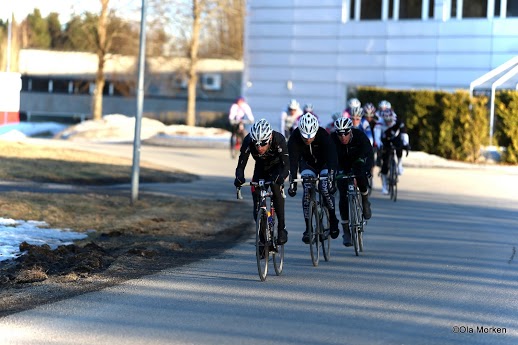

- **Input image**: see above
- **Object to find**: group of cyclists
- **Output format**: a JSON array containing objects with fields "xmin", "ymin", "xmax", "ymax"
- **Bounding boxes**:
[{"xmin": 230, "ymin": 97, "xmax": 410, "ymax": 248}]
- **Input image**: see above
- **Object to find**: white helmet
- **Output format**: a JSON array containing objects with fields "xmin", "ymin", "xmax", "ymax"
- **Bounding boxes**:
[
  {"xmin": 303, "ymin": 103, "xmax": 314, "ymax": 113},
  {"xmin": 331, "ymin": 112, "xmax": 342, "ymax": 121},
  {"xmin": 378, "ymin": 100, "xmax": 391, "ymax": 110},
  {"xmin": 250, "ymin": 118, "xmax": 273, "ymax": 143},
  {"xmin": 334, "ymin": 117, "xmax": 353, "ymax": 134},
  {"xmin": 298, "ymin": 113, "xmax": 319, "ymax": 139},
  {"xmin": 288, "ymin": 99, "xmax": 299, "ymax": 110},
  {"xmin": 348, "ymin": 98, "xmax": 361, "ymax": 109}
]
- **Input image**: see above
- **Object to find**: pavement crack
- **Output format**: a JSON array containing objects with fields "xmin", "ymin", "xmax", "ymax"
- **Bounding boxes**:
[{"xmin": 509, "ymin": 246, "xmax": 516, "ymax": 264}]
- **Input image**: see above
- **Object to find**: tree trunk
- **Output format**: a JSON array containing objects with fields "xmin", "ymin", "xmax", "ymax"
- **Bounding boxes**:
[
  {"xmin": 92, "ymin": 0, "xmax": 109, "ymax": 121},
  {"xmin": 186, "ymin": 0, "xmax": 202, "ymax": 127}
]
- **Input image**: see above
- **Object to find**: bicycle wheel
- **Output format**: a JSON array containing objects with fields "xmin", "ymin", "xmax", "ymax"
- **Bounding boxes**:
[
  {"xmin": 349, "ymin": 195, "xmax": 359, "ymax": 257},
  {"xmin": 308, "ymin": 200, "xmax": 320, "ymax": 267},
  {"xmin": 272, "ymin": 213, "xmax": 284, "ymax": 275},
  {"xmin": 256, "ymin": 208, "xmax": 268, "ymax": 281},
  {"xmin": 320, "ymin": 205, "xmax": 331, "ymax": 262},
  {"xmin": 358, "ymin": 210, "xmax": 364, "ymax": 253}
]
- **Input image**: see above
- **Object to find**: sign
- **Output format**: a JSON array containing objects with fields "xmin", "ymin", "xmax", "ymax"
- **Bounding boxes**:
[{"xmin": 0, "ymin": 72, "xmax": 21, "ymax": 125}]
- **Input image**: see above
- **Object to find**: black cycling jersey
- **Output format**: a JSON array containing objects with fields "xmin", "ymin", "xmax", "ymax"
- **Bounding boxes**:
[
  {"xmin": 331, "ymin": 127, "xmax": 373, "ymax": 172},
  {"xmin": 287, "ymin": 127, "xmax": 337, "ymax": 176},
  {"xmin": 235, "ymin": 131, "xmax": 290, "ymax": 182},
  {"xmin": 382, "ymin": 119, "xmax": 407, "ymax": 148}
]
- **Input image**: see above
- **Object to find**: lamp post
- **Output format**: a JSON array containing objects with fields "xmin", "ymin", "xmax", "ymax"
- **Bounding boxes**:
[{"xmin": 131, "ymin": 0, "xmax": 147, "ymax": 205}]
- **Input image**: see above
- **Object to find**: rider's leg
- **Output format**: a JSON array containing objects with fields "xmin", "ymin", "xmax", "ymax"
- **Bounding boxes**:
[
  {"xmin": 380, "ymin": 147, "xmax": 390, "ymax": 194},
  {"xmin": 318, "ymin": 169, "xmax": 340, "ymax": 239},
  {"xmin": 271, "ymin": 183, "xmax": 288, "ymax": 245},
  {"xmin": 396, "ymin": 147, "xmax": 404, "ymax": 175},
  {"xmin": 354, "ymin": 166, "xmax": 372, "ymax": 220},
  {"xmin": 300, "ymin": 169, "xmax": 316, "ymax": 244},
  {"xmin": 337, "ymin": 180, "xmax": 352, "ymax": 247}
]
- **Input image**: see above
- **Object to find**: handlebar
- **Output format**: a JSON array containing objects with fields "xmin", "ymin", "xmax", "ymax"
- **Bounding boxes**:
[
  {"xmin": 291, "ymin": 176, "xmax": 327, "ymax": 183},
  {"xmin": 236, "ymin": 180, "xmax": 285, "ymax": 200}
]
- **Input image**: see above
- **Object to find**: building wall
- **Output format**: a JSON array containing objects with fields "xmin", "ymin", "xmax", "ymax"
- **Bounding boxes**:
[{"xmin": 243, "ymin": 0, "xmax": 518, "ymax": 131}]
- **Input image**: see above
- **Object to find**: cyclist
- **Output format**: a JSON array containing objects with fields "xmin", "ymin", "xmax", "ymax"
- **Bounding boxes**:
[
  {"xmin": 302, "ymin": 103, "xmax": 321, "ymax": 123},
  {"xmin": 325, "ymin": 112, "xmax": 342, "ymax": 134},
  {"xmin": 234, "ymin": 119, "xmax": 290, "ymax": 245},
  {"xmin": 287, "ymin": 113, "xmax": 340, "ymax": 243},
  {"xmin": 342, "ymin": 97, "xmax": 362, "ymax": 118},
  {"xmin": 229, "ymin": 96, "xmax": 255, "ymax": 149},
  {"xmin": 280, "ymin": 99, "xmax": 303, "ymax": 140},
  {"xmin": 331, "ymin": 117, "xmax": 373, "ymax": 247},
  {"xmin": 363, "ymin": 102, "xmax": 378, "ymax": 143},
  {"xmin": 374, "ymin": 109, "xmax": 410, "ymax": 194}
]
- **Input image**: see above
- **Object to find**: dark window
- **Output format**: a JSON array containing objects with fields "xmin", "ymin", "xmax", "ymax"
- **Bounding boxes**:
[
  {"xmin": 399, "ymin": 0, "xmax": 422, "ymax": 19},
  {"xmin": 451, "ymin": 0, "xmax": 457, "ymax": 17},
  {"xmin": 359, "ymin": 0, "xmax": 382, "ymax": 19},
  {"xmin": 51, "ymin": 79, "xmax": 71, "ymax": 93},
  {"xmin": 508, "ymin": 0, "xmax": 518, "ymax": 17},
  {"xmin": 30, "ymin": 77, "xmax": 50, "ymax": 92},
  {"xmin": 463, "ymin": 0, "xmax": 487, "ymax": 18},
  {"xmin": 429, "ymin": 0, "xmax": 435, "ymax": 18}
]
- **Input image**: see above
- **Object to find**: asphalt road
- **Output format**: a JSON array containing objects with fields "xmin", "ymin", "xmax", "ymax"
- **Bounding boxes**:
[{"xmin": 1, "ymin": 141, "xmax": 517, "ymax": 345}]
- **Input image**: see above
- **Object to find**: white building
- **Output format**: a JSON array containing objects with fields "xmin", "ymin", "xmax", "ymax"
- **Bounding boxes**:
[{"xmin": 242, "ymin": 0, "xmax": 518, "ymax": 131}]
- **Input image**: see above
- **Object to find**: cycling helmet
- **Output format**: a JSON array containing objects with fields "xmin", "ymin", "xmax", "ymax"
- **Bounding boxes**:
[
  {"xmin": 250, "ymin": 118, "xmax": 273, "ymax": 143},
  {"xmin": 350, "ymin": 106, "xmax": 364, "ymax": 118},
  {"xmin": 303, "ymin": 103, "xmax": 314, "ymax": 113},
  {"xmin": 334, "ymin": 117, "xmax": 353, "ymax": 134},
  {"xmin": 363, "ymin": 103, "xmax": 376, "ymax": 116},
  {"xmin": 288, "ymin": 99, "xmax": 299, "ymax": 110},
  {"xmin": 348, "ymin": 98, "xmax": 361, "ymax": 109},
  {"xmin": 331, "ymin": 112, "xmax": 342, "ymax": 121},
  {"xmin": 298, "ymin": 113, "xmax": 319, "ymax": 139},
  {"xmin": 378, "ymin": 100, "xmax": 391, "ymax": 110}
]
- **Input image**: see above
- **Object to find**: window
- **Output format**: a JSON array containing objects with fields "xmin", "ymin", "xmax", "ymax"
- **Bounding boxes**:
[
  {"xmin": 463, "ymin": 0, "xmax": 488, "ymax": 18},
  {"xmin": 496, "ymin": 0, "xmax": 518, "ymax": 17},
  {"xmin": 399, "ymin": 0, "xmax": 422, "ymax": 19},
  {"xmin": 360, "ymin": 0, "xmax": 382, "ymax": 20}
]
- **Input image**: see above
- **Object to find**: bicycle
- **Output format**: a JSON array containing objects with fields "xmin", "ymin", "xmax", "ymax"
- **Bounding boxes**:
[
  {"xmin": 237, "ymin": 180, "xmax": 284, "ymax": 281},
  {"xmin": 230, "ymin": 119, "xmax": 252, "ymax": 159},
  {"xmin": 292, "ymin": 176, "xmax": 331, "ymax": 266},
  {"xmin": 337, "ymin": 173, "xmax": 365, "ymax": 256}
]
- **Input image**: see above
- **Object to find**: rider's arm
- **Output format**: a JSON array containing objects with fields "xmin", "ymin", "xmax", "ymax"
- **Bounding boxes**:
[
  {"xmin": 243, "ymin": 103, "xmax": 255, "ymax": 122},
  {"xmin": 275, "ymin": 132, "xmax": 290, "ymax": 180},
  {"xmin": 287, "ymin": 130, "xmax": 301, "ymax": 181},
  {"xmin": 235, "ymin": 135, "xmax": 252, "ymax": 180},
  {"xmin": 229, "ymin": 104, "xmax": 238, "ymax": 124},
  {"xmin": 374, "ymin": 122, "xmax": 382, "ymax": 148}
]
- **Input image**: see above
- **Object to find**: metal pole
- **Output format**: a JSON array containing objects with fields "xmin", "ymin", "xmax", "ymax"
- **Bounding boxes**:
[
  {"xmin": 6, "ymin": 15, "xmax": 12, "ymax": 72},
  {"xmin": 131, "ymin": 0, "xmax": 147, "ymax": 205}
]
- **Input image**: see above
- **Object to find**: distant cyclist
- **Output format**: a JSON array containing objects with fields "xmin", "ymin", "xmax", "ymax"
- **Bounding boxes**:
[
  {"xmin": 325, "ymin": 112, "xmax": 342, "ymax": 134},
  {"xmin": 331, "ymin": 117, "xmax": 373, "ymax": 247},
  {"xmin": 374, "ymin": 109, "xmax": 410, "ymax": 194},
  {"xmin": 234, "ymin": 119, "xmax": 290, "ymax": 245},
  {"xmin": 342, "ymin": 98, "xmax": 362, "ymax": 119},
  {"xmin": 280, "ymin": 99, "xmax": 303, "ymax": 140},
  {"xmin": 229, "ymin": 97, "xmax": 255, "ymax": 151},
  {"xmin": 287, "ymin": 113, "xmax": 340, "ymax": 243}
]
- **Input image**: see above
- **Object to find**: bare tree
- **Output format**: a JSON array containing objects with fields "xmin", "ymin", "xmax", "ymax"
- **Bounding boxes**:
[{"xmin": 91, "ymin": 0, "xmax": 109, "ymax": 121}]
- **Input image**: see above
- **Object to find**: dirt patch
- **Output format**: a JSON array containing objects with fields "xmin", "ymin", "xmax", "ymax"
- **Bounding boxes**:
[{"xmin": 0, "ymin": 192, "xmax": 253, "ymax": 318}]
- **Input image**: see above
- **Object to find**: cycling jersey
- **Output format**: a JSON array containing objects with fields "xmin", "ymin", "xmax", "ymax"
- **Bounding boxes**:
[
  {"xmin": 288, "ymin": 126, "xmax": 337, "ymax": 175},
  {"xmin": 229, "ymin": 102, "xmax": 254, "ymax": 124}
]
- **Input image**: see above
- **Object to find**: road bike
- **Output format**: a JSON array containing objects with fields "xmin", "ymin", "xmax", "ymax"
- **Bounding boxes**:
[
  {"xmin": 337, "ymin": 173, "xmax": 365, "ymax": 256},
  {"xmin": 292, "ymin": 175, "xmax": 331, "ymax": 266},
  {"xmin": 230, "ymin": 120, "xmax": 252, "ymax": 159},
  {"xmin": 237, "ymin": 180, "xmax": 284, "ymax": 281}
]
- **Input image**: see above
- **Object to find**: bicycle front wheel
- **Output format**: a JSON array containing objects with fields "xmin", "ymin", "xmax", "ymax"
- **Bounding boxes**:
[
  {"xmin": 256, "ymin": 208, "xmax": 268, "ymax": 281},
  {"xmin": 308, "ymin": 200, "xmax": 320, "ymax": 267},
  {"xmin": 349, "ymin": 195, "xmax": 359, "ymax": 257},
  {"xmin": 272, "ymin": 213, "xmax": 284, "ymax": 275},
  {"xmin": 320, "ymin": 205, "xmax": 331, "ymax": 262}
]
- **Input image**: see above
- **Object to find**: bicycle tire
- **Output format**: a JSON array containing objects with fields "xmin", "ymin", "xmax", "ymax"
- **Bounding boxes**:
[
  {"xmin": 272, "ymin": 212, "xmax": 284, "ymax": 275},
  {"xmin": 308, "ymin": 200, "xmax": 320, "ymax": 267},
  {"xmin": 358, "ymin": 212, "xmax": 364, "ymax": 253},
  {"xmin": 349, "ymin": 194, "xmax": 359, "ymax": 257},
  {"xmin": 320, "ymin": 205, "xmax": 331, "ymax": 262},
  {"xmin": 256, "ymin": 208, "xmax": 268, "ymax": 281}
]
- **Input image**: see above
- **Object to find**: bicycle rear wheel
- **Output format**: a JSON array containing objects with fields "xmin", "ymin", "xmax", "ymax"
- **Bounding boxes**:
[
  {"xmin": 349, "ymin": 195, "xmax": 359, "ymax": 257},
  {"xmin": 320, "ymin": 205, "xmax": 331, "ymax": 262},
  {"xmin": 358, "ymin": 216, "xmax": 364, "ymax": 253},
  {"xmin": 256, "ymin": 209, "xmax": 268, "ymax": 281},
  {"xmin": 272, "ymin": 213, "xmax": 284, "ymax": 275},
  {"xmin": 308, "ymin": 200, "xmax": 320, "ymax": 267}
]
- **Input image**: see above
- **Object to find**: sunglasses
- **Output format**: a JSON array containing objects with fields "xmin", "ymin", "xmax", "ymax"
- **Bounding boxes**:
[
  {"xmin": 255, "ymin": 139, "xmax": 270, "ymax": 147},
  {"xmin": 337, "ymin": 130, "xmax": 351, "ymax": 137}
]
